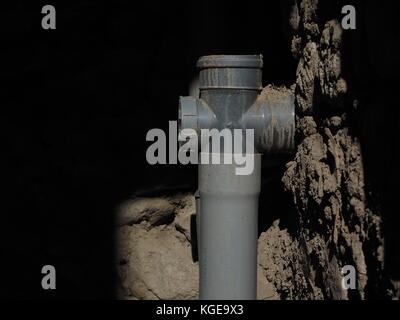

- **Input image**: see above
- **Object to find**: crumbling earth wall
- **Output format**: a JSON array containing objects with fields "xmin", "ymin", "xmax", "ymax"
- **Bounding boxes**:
[{"xmin": 279, "ymin": 0, "xmax": 391, "ymax": 299}]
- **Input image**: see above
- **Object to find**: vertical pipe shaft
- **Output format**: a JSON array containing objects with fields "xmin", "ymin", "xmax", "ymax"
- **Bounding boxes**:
[{"xmin": 198, "ymin": 153, "xmax": 261, "ymax": 300}]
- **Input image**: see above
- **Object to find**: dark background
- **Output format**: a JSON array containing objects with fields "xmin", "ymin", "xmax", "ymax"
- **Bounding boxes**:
[{"xmin": 1, "ymin": 0, "xmax": 398, "ymax": 299}]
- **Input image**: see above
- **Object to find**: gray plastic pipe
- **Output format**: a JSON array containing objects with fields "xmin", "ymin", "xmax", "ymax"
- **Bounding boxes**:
[
  {"xmin": 199, "ymin": 153, "xmax": 261, "ymax": 299},
  {"xmin": 179, "ymin": 55, "xmax": 295, "ymax": 300}
]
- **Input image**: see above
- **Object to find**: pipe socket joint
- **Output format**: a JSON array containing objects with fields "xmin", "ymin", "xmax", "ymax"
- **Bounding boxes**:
[{"xmin": 197, "ymin": 55, "xmax": 263, "ymax": 90}]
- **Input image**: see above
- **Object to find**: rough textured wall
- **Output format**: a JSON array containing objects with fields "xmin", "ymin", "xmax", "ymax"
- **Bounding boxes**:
[{"xmin": 279, "ymin": 0, "xmax": 388, "ymax": 299}]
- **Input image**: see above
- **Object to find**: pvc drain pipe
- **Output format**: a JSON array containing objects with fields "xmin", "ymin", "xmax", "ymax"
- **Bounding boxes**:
[
  {"xmin": 178, "ymin": 55, "xmax": 295, "ymax": 300},
  {"xmin": 199, "ymin": 153, "xmax": 261, "ymax": 299}
]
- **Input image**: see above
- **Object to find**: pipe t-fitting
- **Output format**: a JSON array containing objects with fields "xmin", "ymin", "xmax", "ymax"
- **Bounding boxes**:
[{"xmin": 178, "ymin": 54, "xmax": 295, "ymax": 155}]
